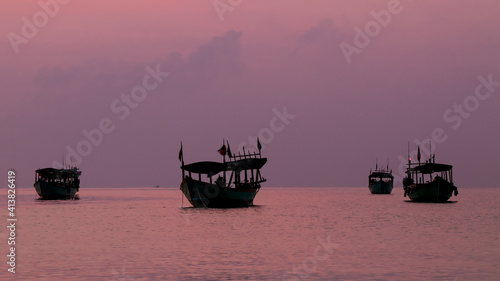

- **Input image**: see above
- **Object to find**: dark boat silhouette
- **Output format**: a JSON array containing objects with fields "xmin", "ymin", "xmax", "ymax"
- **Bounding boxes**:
[
  {"xmin": 403, "ymin": 145, "xmax": 458, "ymax": 202},
  {"xmin": 179, "ymin": 140, "xmax": 267, "ymax": 208},
  {"xmin": 368, "ymin": 159, "xmax": 393, "ymax": 194},
  {"xmin": 34, "ymin": 167, "xmax": 81, "ymax": 199}
]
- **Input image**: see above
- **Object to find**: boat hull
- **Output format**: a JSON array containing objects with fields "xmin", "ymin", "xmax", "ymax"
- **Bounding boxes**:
[
  {"xmin": 34, "ymin": 181, "xmax": 79, "ymax": 200},
  {"xmin": 405, "ymin": 179, "xmax": 457, "ymax": 202},
  {"xmin": 180, "ymin": 178, "xmax": 259, "ymax": 208},
  {"xmin": 369, "ymin": 181, "xmax": 393, "ymax": 194}
]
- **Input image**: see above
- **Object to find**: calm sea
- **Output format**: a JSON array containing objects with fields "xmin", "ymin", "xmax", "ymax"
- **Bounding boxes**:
[{"xmin": 1, "ymin": 187, "xmax": 499, "ymax": 281}]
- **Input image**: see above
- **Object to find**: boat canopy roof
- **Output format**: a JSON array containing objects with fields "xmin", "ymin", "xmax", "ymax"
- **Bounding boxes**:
[
  {"xmin": 409, "ymin": 163, "xmax": 452, "ymax": 174},
  {"xmin": 35, "ymin": 168, "xmax": 81, "ymax": 177},
  {"xmin": 181, "ymin": 158, "xmax": 267, "ymax": 174},
  {"xmin": 226, "ymin": 158, "xmax": 267, "ymax": 171},
  {"xmin": 181, "ymin": 161, "xmax": 226, "ymax": 174},
  {"xmin": 369, "ymin": 172, "xmax": 393, "ymax": 179}
]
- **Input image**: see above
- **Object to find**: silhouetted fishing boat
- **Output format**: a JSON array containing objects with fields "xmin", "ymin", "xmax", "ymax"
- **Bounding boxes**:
[
  {"xmin": 368, "ymin": 159, "xmax": 393, "ymax": 194},
  {"xmin": 403, "ymin": 145, "xmax": 458, "ymax": 202},
  {"xmin": 179, "ymin": 140, "xmax": 267, "ymax": 208},
  {"xmin": 34, "ymin": 167, "xmax": 81, "ymax": 199}
]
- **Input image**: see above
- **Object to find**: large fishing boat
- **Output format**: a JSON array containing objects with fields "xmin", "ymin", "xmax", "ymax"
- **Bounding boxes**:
[
  {"xmin": 179, "ymin": 140, "xmax": 267, "ymax": 208},
  {"xmin": 368, "ymin": 160, "xmax": 393, "ymax": 194},
  {"xmin": 403, "ymin": 145, "xmax": 458, "ymax": 202},
  {"xmin": 34, "ymin": 167, "xmax": 81, "ymax": 199}
]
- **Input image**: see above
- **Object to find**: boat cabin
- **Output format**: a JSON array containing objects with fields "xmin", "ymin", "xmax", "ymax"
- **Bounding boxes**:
[
  {"xmin": 406, "ymin": 163, "xmax": 453, "ymax": 185},
  {"xmin": 369, "ymin": 170, "xmax": 394, "ymax": 184},
  {"xmin": 181, "ymin": 152, "xmax": 267, "ymax": 189},
  {"xmin": 35, "ymin": 168, "xmax": 81, "ymax": 187}
]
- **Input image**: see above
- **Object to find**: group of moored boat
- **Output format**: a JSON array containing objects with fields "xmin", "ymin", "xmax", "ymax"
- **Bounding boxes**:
[
  {"xmin": 33, "ymin": 141, "xmax": 458, "ymax": 205},
  {"xmin": 33, "ymin": 139, "xmax": 268, "ymax": 207},
  {"xmin": 369, "ymin": 145, "xmax": 458, "ymax": 202}
]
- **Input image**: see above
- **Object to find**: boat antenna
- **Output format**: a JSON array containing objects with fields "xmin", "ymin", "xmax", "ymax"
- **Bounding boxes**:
[
  {"xmin": 407, "ymin": 141, "xmax": 411, "ymax": 168},
  {"xmin": 376, "ymin": 157, "xmax": 378, "ymax": 170},
  {"xmin": 387, "ymin": 158, "xmax": 389, "ymax": 171},
  {"xmin": 62, "ymin": 154, "xmax": 65, "ymax": 169},
  {"xmin": 429, "ymin": 140, "xmax": 432, "ymax": 163}
]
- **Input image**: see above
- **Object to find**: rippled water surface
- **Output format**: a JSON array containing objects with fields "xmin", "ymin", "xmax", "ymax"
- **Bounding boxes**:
[{"xmin": 1, "ymin": 187, "xmax": 499, "ymax": 280}]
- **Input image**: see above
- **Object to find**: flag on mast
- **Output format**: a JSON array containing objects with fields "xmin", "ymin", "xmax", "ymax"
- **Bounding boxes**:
[
  {"xmin": 218, "ymin": 144, "xmax": 227, "ymax": 156},
  {"xmin": 257, "ymin": 138, "xmax": 262, "ymax": 152},
  {"xmin": 417, "ymin": 146, "xmax": 421, "ymax": 163},
  {"xmin": 227, "ymin": 141, "xmax": 232, "ymax": 158},
  {"xmin": 178, "ymin": 142, "xmax": 183, "ymax": 162}
]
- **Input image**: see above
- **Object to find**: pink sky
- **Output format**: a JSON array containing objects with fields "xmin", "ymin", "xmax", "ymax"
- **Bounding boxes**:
[{"xmin": 1, "ymin": 0, "xmax": 499, "ymax": 188}]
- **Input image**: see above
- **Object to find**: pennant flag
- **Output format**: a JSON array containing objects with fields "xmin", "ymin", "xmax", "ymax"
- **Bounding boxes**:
[
  {"xmin": 218, "ymin": 144, "xmax": 227, "ymax": 156},
  {"xmin": 178, "ymin": 143, "xmax": 183, "ymax": 162},
  {"xmin": 417, "ymin": 146, "xmax": 421, "ymax": 162},
  {"xmin": 227, "ymin": 142, "xmax": 232, "ymax": 158},
  {"xmin": 257, "ymin": 138, "xmax": 262, "ymax": 151}
]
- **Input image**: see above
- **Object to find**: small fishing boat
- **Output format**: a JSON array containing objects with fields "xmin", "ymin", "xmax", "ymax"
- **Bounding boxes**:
[
  {"xmin": 34, "ymin": 167, "xmax": 81, "ymax": 199},
  {"xmin": 403, "ymin": 145, "xmax": 458, "ymax": 202},
  {"xmin": 368, "ymin": 160, "xmax": 393, "ymax": 194},
  {"xmin": 179, "ymin": 140, "xmax": 267, "ymax": 208}
]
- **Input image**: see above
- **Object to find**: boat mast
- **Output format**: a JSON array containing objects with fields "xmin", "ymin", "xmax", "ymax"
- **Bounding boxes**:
[
  {"xmin": 407, "ymin": 141, "xmax": 411, "ymax": 180},
  {"xmin": 428, "ymin": 141, "xmax": 431, "ymax": 163},
  {"xmin": 222, "ymin": 139, "xmax": 226, "ymax": 183},
  {"xmin": 257, "ymin": 137, "xmax": 262, "ymax": 158},
  {"xmin": 179, "ymin": 141, "xmax": 185, "ymax": 179}
]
